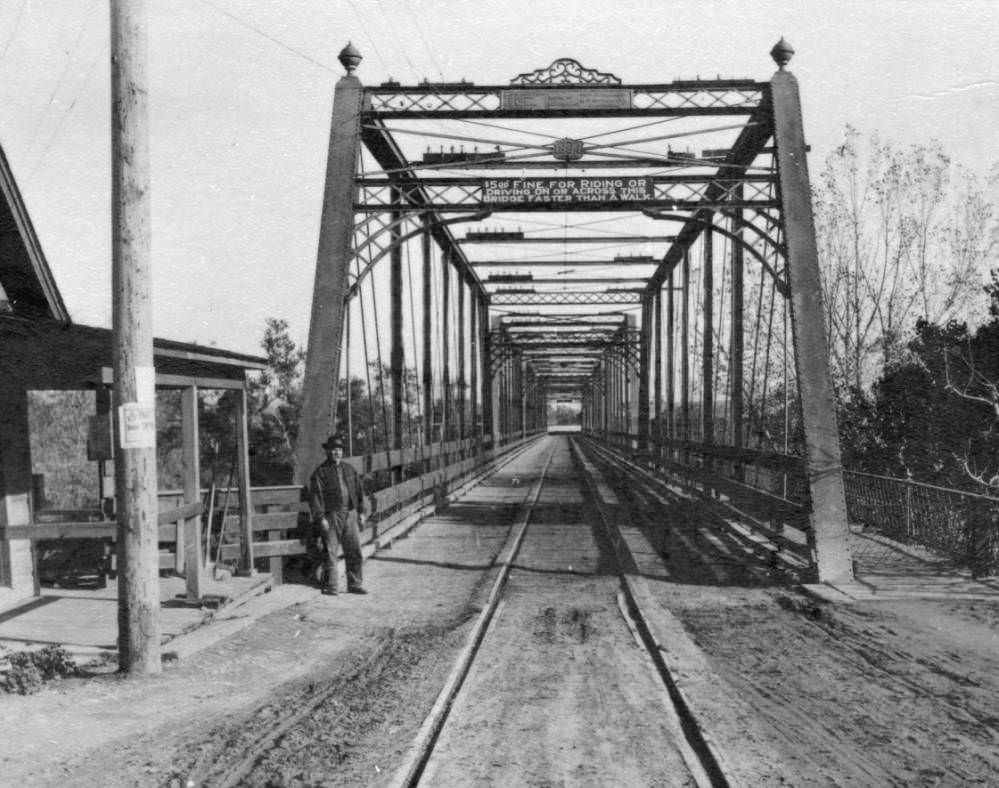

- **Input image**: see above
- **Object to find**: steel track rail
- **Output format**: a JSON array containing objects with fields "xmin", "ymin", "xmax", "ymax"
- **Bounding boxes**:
[
  {"xmin": 393, "ymin": 435, "xmax": 726, "ymax": 788},
  {"xmin": 568, "ymin": 436, "xmax": 735, "ymax": 788},
  {"xmin": 195, "ymin": 438, "xmax": 548, "ymax": 788},
  {"xmin": 387, "ymin": 443, "xmax": 557, "ymax": 788}
]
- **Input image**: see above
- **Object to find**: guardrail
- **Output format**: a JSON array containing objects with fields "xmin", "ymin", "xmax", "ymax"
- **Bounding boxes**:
[
  {"xmin": 843, "ymin": 471, "xmax": 999, "ymax": 573},
  {"xmin": 592, "ymin": 429, "xmax": 810, "ymax": 533},
  {"xmin": 14, "ymin": 430, "xmax": 545, "ymax": 582},
  {"xmin": 212, "ymin": 430, "xmax": 545, "ymax": 580},
  {"xmin": 581, "ymin": 432, "xmax": 813, "ymax": 574},
  {"xmin": 585, "ymin": 429, "xmax": 999, "ymax": 575}
]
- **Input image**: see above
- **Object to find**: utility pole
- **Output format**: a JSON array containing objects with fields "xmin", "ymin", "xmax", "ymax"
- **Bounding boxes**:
[{"xmin": 110, "ymin": 0, "xmax": 160, "ymax": 674}]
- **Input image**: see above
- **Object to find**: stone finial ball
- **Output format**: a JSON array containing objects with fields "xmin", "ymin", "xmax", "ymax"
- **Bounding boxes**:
[
  {"xmin": 770, "ymin": 37, "xmax": 795, "ymax": 69},
  {"xmin": 338, "ymin": 41, "xmax": 363, "ymax": 74}
]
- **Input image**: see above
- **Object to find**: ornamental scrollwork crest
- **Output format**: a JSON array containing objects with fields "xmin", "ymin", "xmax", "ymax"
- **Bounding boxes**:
[{"xmin": 509, "ymin": 58, "xmax": 622, "ymax": 86}]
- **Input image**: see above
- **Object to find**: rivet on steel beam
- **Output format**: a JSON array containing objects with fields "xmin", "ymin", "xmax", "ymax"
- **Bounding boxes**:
[
  {"xmin": 770, "ymin": 37, "xmax": 794, "ymax": 70},
  {"xmin": 338, "ymin": 41, "xmax": 363, "ymax": 74}
]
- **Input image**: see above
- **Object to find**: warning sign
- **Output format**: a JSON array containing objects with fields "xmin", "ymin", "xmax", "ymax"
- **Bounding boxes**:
[
  {"xmin": 118, "ymin": 403, "xmax": 156, "ymax": 449},
  {"xmin": 482, "ymin": 177, "xmax": 652, "ymax": 206}
]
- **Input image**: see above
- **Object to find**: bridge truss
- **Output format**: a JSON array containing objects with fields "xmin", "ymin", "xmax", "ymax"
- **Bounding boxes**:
[{"xmin": 295, "ymin": 40, "xmax": 853, "ymax": 583}]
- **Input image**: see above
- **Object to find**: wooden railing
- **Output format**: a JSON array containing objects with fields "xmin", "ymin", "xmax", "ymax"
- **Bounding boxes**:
[
  {"xmin": 12, "ymin": 429, "xmax": 547, "ymax": 586},
  {"xmin": 211, "ymin": 430, "xmax": 544, "ymax": 581}
]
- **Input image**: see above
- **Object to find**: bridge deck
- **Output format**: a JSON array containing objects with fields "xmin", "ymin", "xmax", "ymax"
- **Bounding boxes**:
[{"xmin": 0, "ymin": 433, "xmax": 995, "ymax": 658}]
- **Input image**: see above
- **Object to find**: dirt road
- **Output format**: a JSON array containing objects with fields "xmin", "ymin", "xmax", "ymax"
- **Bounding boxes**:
[{"xmin": 1, "ymin": 434, "xmax": 997, "ymax": 787}]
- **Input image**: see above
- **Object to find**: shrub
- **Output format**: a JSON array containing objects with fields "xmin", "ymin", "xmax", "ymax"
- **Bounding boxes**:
[{"xmin": 1, "ymin": 645, "xmax": 78, "ymax": 695}]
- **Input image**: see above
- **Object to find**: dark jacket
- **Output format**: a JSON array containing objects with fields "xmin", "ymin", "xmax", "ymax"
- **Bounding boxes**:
[{"xmin": 308, "ymin": 460, "xmax": 366, "ymax": 521}]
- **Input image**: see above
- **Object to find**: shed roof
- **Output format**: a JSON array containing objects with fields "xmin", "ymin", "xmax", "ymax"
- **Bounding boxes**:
[{"xmin": 0, "ymin": 139, "xmax": 267, "ymax": 384}]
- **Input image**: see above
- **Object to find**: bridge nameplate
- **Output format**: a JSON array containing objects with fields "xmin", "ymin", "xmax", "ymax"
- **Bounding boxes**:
[
  {"xmin": 482, "ymin": 176, "xmax": 652, "ymax": 206},
  {"xmin": 500, "ymin": 88, "xmax": 632, "ymax": 111}
]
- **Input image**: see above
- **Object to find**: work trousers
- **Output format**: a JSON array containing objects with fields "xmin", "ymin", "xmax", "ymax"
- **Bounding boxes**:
[{"xmin": 318, "ymin": 509, "xmax": 363, "ymax": 591}]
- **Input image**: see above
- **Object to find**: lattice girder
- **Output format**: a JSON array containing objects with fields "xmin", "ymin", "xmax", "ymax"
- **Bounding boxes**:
[{"xmin": 355, "ymin": 176, "xmax": 777, "ymax": 213}]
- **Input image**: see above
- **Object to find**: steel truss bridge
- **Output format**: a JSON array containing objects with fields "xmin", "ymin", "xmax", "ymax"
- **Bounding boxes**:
[{"xmin": 294, "ymin": 40, "xmax": 853, "ymax": 584}]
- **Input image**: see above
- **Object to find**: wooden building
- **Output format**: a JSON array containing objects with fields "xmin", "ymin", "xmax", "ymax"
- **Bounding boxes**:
[{"xmin": 0, "ymin": 141, "xmax": 266, "ymax": 610}]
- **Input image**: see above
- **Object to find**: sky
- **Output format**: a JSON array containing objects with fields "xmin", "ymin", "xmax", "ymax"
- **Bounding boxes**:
[{"xmin": 0, "ymin": 0, "xmax": 996, "ymax": 357}]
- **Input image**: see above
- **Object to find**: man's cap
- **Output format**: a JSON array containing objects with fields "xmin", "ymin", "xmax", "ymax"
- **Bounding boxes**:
[{"xmin": 322, "ymin": 435, "xmax": 346, "ymax": 451}]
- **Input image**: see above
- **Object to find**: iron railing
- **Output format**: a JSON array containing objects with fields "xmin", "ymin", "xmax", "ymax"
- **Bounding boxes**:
[{"xmin": 843, "ymin": 470, "xmax": 999, "ymax": 572}]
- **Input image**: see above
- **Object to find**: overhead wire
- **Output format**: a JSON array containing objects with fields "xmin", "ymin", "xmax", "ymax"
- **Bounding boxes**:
[
  {"xmin": 22, "ymin": 0, "xmax": 99, "ymax": 165},
  {"xmin": 200, "ymin": 0, "xmax": 335, "ymax": 73},
  {"xmin": 364, "ymin": 124, "xmax": 551, "ymax": 153},
  {"xmin": 369, "ymin": 148, "xmax": 553, "ymax": 176},
  {"xmin": 455, "ymin": 117, "xmax": 568, "ymax": 141},
  {"xmin": 372, "ymin": 0, "xmax": 421, "ymax": 81},
  {"xmin": 345, "ymin": 0, "xmax": 390, "ymax": 75},
  {"xmin": 577, "ymin": 116, "xmax": 681, "ymax": 142},
  {"xmin": 27, "ymin": 36, "xmax": 108, "ymax": 183},
  {"xmin": 0, "ymin": 0, "xmax": 26, "ymax": 60},
  {"xmin": 400, "ymin": 0, "xmax": 446, "ymax": 82}
]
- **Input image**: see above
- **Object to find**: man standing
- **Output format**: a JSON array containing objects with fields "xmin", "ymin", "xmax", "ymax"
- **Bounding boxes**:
[{"xmin": 308, "ymin": 435, "xmax": 368, "ymax": 595}]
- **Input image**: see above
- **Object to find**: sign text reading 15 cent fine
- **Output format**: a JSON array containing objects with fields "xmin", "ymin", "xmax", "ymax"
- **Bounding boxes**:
[{"xmin": 482, "ymin": 177, "xmax": 652, "ymax": 205}]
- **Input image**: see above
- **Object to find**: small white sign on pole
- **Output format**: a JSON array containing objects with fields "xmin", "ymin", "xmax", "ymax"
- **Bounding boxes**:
[{"xmin": 118, "ymin": 403, "xmax": 156, "ymax": 449}]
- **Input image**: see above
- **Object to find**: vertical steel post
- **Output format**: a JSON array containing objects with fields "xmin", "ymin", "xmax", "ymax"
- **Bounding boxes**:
[
  {"xmin": 602, "ymin": 356, "xmax": 610, "ymax": 440},
  {"xmin": 770, "ymin": 41, "xmax": 853, "ymax": 584},
  {"xmin": 296, "ymin": 45, "xmax": 364, "ymax": 482},
  {"xmin": 702, "ymin": 215, "xmax": 714, "ymax": 449},
  {"xmin": 630, "ymin": 315, "xmax": 639, "ymax": 443},
  {"xmin": 681, "ymin": 251, "xmax": 690, "ymax": 458},
  {"xmin": 618, "ymin": 344, "xmax": 624, "ymax": 439},
  {"xmin": 731, "ymin": 193, "xmax": 745, "ymax": 479},
  {"xmin": 457, "ymin": 278, "xmax": 466, "ymax": 446},
  {"xmin": 469, "ymin": 289, "xmax": 479, "ymax": 446},
  {"xmin": 345, "ymin": 305, "xmax": 353, "ymax": 456},
  {"xmin": 181, "ymin": 385, "xmax": 203, "ymax": 600},
  {"xmin": 517, "ymin": 356, "xmax": 528, "ymax": 438},
  {"xmin": 504, "ymin": 352, "xmax": 512, "ymax": 439},
  {"xmin": 654, "ymin": 289, "xmax": 663, "ymax": 453},
  {"xmin": 609, "ymin": 352, "xmax": 617, "ymax": 439},
  {"xmin": 481, "ymin": 300, "xmax": 493, "ymax": 445},
  {"xmin": 497, "ymin": 351, "xmax": 505, "ymax": 443},
  {"xmin": 422, "ymin": 215, "xmax": 433, "ymax": 449},
  {"xmin": 666, "ymin": 270, "xmax": 675, "ymax": 454},
  {"xmin": 390, "ymin": 190, "xmax": 404, "ymax": 476},
  {"xmin": 508, "ymin": 354, "xmax": 513, "ymax": 440},
  {"xmin": 110, "ymin": 0, "xmax": 160, "ymax": 674},
  {"xmin": 235, "ymin": 387, "xmax": 254, "ymax": 574},
  {"xmin": 441, "ymin": 252, "xmax": 451, "ymax": 451},
  {"xmin": 637, "ymin": 295, "xmax": 652, "ymax": 451}
]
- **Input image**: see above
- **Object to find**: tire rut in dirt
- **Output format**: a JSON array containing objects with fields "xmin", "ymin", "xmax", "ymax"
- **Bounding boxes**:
[
  {"xmin": 167, "ymin": 619, "xmax": 473, "ymax": 788},
  {"xmin": 671, "ymin": 588, "xmax": 999, "ymax": 785}
]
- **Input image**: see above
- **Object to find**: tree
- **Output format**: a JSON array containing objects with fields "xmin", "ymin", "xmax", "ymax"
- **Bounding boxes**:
[
  {"xmin": 332, "ymin": 363, "xmax": 423, "ymax": 455},
  {"xmin": 814, "ymin": 127, "xmax": 997, "ymax": 398},
  {"xmin": 859, "ymin": 280, "xmax": 999, "ymax": 493},
  {"xmin": 245, "ymin": 318, "xmax": 305, "ymax": 485}
]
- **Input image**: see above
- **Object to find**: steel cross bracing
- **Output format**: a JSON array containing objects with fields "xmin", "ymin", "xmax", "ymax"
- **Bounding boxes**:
[
  {"xmin": 489, "ymin": 317, "xmax": 639, "ymax": 377},
  {"xmin": 489, "ymin": 290, "xmax": 644, "ymax": 305},
  {"xmin": 365, "ymin": 60, "xmax": 765, "ymax": 118}
]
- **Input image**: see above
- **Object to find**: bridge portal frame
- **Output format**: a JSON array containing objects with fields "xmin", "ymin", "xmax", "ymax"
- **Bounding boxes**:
[{"xmin": 295, "ymin": 41, "xmax": 853, "ymax": 584}]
